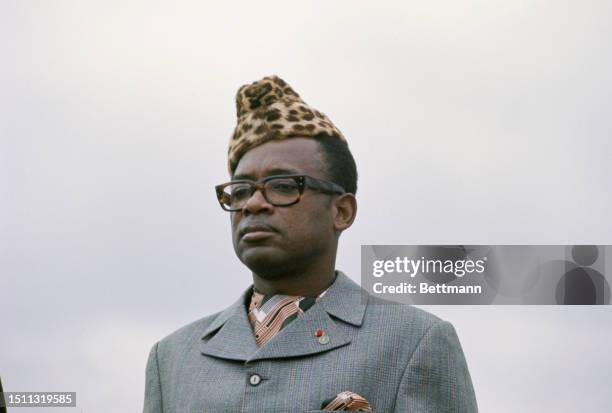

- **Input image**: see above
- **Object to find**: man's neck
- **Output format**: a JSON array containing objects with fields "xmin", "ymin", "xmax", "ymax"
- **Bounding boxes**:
[{"xmin": 252, "ymin": 267, "xmax": 337, "ymax": 297}]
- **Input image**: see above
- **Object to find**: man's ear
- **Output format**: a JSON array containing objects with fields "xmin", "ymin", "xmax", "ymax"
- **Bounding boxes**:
[{"xmin": 332, "ymin": 193, "xmax": 357, "ymax": 232}]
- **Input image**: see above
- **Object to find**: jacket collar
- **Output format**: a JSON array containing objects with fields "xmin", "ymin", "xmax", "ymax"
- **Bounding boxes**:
[{"xmin": 200, "ymin": 270, "xmax": 368, "ymax": 362}]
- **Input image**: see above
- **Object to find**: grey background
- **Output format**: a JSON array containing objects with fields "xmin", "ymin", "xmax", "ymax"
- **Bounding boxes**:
[{"xmin": 1, "ymin": 1, "xmax": 611, "ymax": 412}]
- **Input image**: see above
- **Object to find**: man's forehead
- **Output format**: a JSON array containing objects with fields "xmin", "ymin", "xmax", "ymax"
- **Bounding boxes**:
[{"xmin": 232, "ymin": 138, "xmax": 325, "ymax": 178}]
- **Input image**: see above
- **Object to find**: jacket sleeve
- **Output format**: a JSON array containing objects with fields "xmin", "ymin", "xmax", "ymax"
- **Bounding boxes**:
[
  {"xmin": 143, "ymin": 342, "xmax": 163, "ymax": 413},
  {"xmin": 393, "ymin": 320, "xmax": 478, "ymax": 413}
]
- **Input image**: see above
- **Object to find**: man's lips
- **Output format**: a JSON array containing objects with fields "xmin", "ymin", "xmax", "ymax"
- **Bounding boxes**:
[{"xmin": 238, "ymin": 224, "xmax": 278, "ymax": 241}]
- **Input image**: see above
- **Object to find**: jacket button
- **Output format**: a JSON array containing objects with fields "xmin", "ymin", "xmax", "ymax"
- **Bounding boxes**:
[{"xmin": 249, "ymin": 374, "xmax": 262, "ymax": 386}]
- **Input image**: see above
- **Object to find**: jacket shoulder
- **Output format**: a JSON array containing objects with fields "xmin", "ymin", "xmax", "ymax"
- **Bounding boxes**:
[
  {"xmin": 156, "ymin": 311, "xmax": 222, "ymax": 354},
  {"xmin": 366, "ymin": 294, "xmax": 443, "ymax": 321},
  {"xmin": 364, "ymin": 294, "xmax": 445, "ymax": 339}
]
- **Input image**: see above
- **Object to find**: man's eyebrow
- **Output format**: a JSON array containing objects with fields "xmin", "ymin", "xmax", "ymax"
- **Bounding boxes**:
[
  {"xmin": 232, "ymin": 168, "xmax": 300, "ymax": 180},
  {"xmin": 231, "ymin": 173, "xmax": 255, "ymax": 180}
]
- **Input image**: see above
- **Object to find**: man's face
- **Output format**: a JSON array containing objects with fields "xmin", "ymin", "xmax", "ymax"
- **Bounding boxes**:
[{"xmin": 230, "ymin": 137, "xmax": 336, "ymax": 277}]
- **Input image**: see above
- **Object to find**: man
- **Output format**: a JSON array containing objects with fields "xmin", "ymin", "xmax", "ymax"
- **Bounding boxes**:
[{"xmin": 143, "ymin": 76, "xmax": 478, "ymax": 412}]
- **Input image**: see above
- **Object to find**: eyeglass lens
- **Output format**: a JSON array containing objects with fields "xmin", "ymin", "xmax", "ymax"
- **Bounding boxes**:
[{"xmin": 221, "ymin": 178, "xmax": 300, "ymax": 209}]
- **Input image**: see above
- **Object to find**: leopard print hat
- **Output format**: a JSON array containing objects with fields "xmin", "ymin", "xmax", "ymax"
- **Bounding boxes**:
[{"xmin": 228, "ymin": 75, "xmax": 346, "ymax": 174}]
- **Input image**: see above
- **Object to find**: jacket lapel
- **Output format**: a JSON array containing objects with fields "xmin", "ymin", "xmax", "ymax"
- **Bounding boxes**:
[
  {"xmin": 199, "ymin": 288, "xmax": 259, "ymax": 361},
  {"xmin": 200, "ymin": 271, "xmax": 368, "ymax": 362}
]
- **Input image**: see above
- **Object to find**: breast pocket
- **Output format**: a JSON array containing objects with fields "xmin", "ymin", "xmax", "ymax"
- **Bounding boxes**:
[{"xmin": 305, "ymin": 410, "xmax": 376, "ymax": 412}]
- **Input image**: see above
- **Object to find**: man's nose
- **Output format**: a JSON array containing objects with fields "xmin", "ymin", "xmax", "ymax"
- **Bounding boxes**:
[{"xmin": 242, "ymin": 187, "xmax": 273, "ymax": 214}]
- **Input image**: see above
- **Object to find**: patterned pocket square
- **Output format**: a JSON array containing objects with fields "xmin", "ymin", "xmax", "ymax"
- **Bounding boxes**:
[{"xmin": 321, "ymin": 390, "xmax": 372, "ymax": 411}]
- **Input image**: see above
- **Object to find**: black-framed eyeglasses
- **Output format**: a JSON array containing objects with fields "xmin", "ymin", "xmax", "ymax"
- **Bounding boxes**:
[{"xmin": 215, "ymin": 174, "xmax": 346, "ymax": 212}]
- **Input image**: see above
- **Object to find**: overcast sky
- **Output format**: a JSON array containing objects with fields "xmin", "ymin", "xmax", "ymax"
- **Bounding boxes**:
[{"xmin": 2, "ymin": 1, "xmax": 612, "ymax": 412}]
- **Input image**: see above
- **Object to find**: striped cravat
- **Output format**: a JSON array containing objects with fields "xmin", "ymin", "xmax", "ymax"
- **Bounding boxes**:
[{"xmin": 247, "ymin": 288, "xmax": 328, "ymax": 347}]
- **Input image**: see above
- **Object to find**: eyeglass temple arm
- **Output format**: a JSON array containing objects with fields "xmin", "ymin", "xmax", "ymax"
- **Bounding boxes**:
[{"xmin": 304, "ymin": 176, "xmax": 346, "ymax": 194}]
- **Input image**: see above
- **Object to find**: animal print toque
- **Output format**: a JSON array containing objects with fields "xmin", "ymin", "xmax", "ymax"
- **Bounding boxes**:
[{"xmin": 228, "ymin": 75, "xmax": 346, "ymax": 174}]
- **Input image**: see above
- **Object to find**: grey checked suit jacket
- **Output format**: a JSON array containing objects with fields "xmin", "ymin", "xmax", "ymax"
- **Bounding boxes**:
[{"xmin": 143, "ymin": 271, "xmax": 478, "ymax": 412}]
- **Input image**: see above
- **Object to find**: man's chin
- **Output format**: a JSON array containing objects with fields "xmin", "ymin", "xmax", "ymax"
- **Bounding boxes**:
[{"xmin": 238, "ymin": 248, "xmax": 291, "ymax": 277}]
